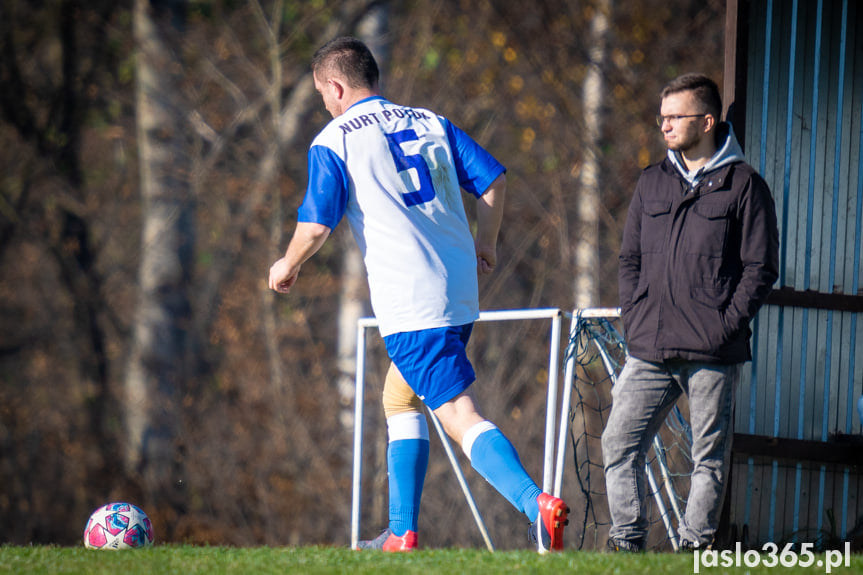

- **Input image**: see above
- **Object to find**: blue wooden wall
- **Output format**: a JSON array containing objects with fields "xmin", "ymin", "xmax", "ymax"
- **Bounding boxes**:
[{"xmin": 729, "ymin": 0, "xmax": 863, "ymax": 546}]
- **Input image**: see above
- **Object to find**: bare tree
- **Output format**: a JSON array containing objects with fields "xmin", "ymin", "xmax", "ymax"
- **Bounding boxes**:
[
  {"xmin": 125, "ymin": 0, "xmax": 193, "ymax": 514},
  {"xmin": 575, "ymin": 0, "xmax": 610, "ymax": 309}
]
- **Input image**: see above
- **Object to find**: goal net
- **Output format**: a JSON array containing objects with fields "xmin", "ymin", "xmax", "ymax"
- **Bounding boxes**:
[{"xmin": 563, "ymin": 310, "xmax": 692, "ymax": 551}]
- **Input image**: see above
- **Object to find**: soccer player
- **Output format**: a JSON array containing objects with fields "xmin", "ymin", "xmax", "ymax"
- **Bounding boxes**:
[
  {"xmin": 604, "ymin": 74, "xmax": 779, "ymax": 552},
  {"xmin": 268, "ymin": 36, "xmax": 568, "ymax": 553}
]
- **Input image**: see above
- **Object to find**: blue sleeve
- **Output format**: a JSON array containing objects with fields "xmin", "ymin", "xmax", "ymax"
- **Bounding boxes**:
[
  {"xmin": 297, "ymin": 145, "xmax": 350, "ymax": 229},
  {"xmin": 443, "ymin": 118, "xmax": 506, "ymax": 198}
]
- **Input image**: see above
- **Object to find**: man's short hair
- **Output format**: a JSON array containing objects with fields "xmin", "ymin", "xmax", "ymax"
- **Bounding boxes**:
[
  {"xmin": 311, "ymin": 36, "xmax": 379, "ymax": 90},
  {"xmin": 661, "ymin": 73, "xmax": 722, "ymax": 121}
]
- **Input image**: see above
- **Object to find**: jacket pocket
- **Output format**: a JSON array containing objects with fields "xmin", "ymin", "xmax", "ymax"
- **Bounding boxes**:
[
  {"xmin": 691, "ymin": 275, "xmax": 732, "ymax": 308},
  {"xmin": 622, "ymin": 282, "xmax": 648, "ymax": 341},
  {"xmin": 631, "ymin": 281, "xmax": 649, "ymax": 305},
  {"xmin": 691, "ymin": 276, "xmax": 735, "ymax": 349},
  {"xmin": 641, "ymin": 200, "xmax": 672, "ymax": 253},
  {"xmin": 685, "ymin": 200, "xmax": 733, "ymax": 257}
]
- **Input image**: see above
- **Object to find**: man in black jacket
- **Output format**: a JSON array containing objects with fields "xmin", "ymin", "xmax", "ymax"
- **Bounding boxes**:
[{"xmin": 602, "ymin": 74, "xmax": 779, "ymax": 552}]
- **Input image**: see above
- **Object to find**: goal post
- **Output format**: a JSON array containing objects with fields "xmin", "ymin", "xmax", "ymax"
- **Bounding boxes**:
[
  {"xmin": 553, "ymin": 307, "xmax": 621, "ymax": 498},
  {"xmin": 351, "ymin": 308, "xmax": 568, "ymax": 550}
]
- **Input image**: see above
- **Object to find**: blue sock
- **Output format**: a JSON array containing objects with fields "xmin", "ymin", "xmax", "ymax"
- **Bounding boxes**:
[
  {"xmin": 387, "ymin": 413, "xmax": 429, "ymax": 536},
  {"xmin": 468, "ymin": 426, "xmax": 542, "ymax": 520}
]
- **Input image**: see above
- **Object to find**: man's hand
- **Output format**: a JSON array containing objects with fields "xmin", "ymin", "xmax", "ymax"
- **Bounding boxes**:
[
  {"xmin": 475, "ymin": 173, "xmax": 505, "ymax": 276},
  {"xmin": 267, "ymin": 222, "xmax": 332, "ymax": 295},
  {"xmin": 476, "ymin": 243, "xmax": 497, "ymax": 275},
  {"xmin": 269, "ymin": 258, "xmax": 300, "ymax": 293}
]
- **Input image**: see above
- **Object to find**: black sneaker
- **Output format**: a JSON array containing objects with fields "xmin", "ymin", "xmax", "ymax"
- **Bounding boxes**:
[
  {"xmin": 606, "ymin": 536, "xmax": 645, "ymax": 552},
  {"xmin": 678, "ymin": 538, "xmax": 712, "ymax": 552}
]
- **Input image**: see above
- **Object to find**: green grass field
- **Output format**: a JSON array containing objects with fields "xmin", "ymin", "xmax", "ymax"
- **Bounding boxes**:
[{"xmin": 1, "ymin": 545, "xmax": 861, "ymax": 575}]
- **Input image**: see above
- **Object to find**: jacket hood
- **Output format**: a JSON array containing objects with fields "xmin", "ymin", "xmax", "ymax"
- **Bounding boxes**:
[{"xmin": 668, "ymin": 122, "xmax": 745, "ymax": 186}]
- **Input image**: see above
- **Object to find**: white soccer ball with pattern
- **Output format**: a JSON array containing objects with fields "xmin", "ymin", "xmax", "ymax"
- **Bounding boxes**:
[{"xmin": 83, "ymin": 502, "xmax": 154, "ymax": 549}]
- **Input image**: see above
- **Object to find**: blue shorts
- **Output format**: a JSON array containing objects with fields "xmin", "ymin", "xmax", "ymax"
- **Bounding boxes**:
[{"xmin": 383, "ymin": 324, "xmax": 476, "ymax": 410}]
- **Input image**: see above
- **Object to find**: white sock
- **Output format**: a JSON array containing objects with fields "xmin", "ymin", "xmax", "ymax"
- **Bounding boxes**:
[
  {"xmin": 386, "ymin": 412, "xmax": 429, "ymax": 442},
  {"xmin": 461, "ymin": 420, "xmax": 497, "ymax": 461}
]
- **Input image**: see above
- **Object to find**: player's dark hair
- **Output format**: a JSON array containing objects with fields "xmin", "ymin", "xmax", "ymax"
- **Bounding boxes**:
[
  {"xmin": 311, "ymin": 36, "xmax": 379, "ymax": 90},
  {"xmin": 661, "ymin": 73, "xmax": 722, "ymax": 121}
]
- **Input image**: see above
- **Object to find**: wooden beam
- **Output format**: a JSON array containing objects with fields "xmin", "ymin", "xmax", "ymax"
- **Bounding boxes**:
[
  {"xmin": 724, "ymin": 0, "xmax": 750, "ymax": 147},
  {"xmin": 733, "ymin": 433, "xmax": 863, "ymax": 467},
  {"xmin": 765, "ymin": 287, "xmax": 863, "ymax": 312},
  {"xmin": 723, "ymin": 0, "xmax": 739, "ymax": 121}
]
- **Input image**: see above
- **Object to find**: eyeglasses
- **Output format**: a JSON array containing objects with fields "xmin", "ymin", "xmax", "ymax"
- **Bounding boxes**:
[{"xmin": 655, "ymin": 114, "xmax": 706, "ymax": 127}]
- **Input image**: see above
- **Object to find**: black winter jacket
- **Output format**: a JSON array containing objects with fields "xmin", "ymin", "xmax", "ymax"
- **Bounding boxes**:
[{"xmin": 619, "ymin": 130, "xmax": 780, "ymax": 364}]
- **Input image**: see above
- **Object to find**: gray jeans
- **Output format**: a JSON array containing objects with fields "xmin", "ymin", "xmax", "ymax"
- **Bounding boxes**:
[{"xmin": 601, "ymin": 356, "xmax": 740, "ymax": 546}]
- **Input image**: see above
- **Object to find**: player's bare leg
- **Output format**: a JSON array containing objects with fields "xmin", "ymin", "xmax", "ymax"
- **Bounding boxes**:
[{"xmin": 434, "ymin": 390, "xmax": 569, "ymax": 552}]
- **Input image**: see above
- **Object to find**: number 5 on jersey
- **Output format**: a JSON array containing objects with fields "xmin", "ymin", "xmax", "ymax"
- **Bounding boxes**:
[{"xmin": 385, "ymin": 129, "xmax": 435, "ymax": 207}]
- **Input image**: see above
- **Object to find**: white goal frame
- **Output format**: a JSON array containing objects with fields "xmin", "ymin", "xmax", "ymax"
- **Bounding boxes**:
[{"xmin": 351, "ymin": 308, "xmax": 568, "ymax": 551}]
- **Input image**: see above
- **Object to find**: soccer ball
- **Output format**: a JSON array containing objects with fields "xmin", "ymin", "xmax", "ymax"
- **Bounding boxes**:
[{"xmin": 83, "ymin": 502, "xmax": 154, "ymax": 549}]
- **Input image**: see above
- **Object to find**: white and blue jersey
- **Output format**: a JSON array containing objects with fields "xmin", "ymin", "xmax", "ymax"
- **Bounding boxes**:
[{"xmin": 298, "ymin": 96, "xmax": 505, "ymax": 337}]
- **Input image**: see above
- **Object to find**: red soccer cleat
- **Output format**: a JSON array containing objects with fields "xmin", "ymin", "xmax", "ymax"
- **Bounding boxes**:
[{"xmin": 533, "ymin": 493, "xmax": 570, "ymax": 553}]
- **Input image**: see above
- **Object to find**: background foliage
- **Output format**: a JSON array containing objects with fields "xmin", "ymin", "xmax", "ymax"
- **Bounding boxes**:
[{"xmin": 0, "ymin": 0, "xmax": 724, "ymax": 549}]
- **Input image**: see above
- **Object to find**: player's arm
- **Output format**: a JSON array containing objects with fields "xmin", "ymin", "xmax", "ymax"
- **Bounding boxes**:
[
  {"xmin": 268, "ymin": 222, "xmax": 331, "ymax": 293},
  {"xmin": 475, "ymin": 172, "xmax": 506, "ymax": 275}
]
